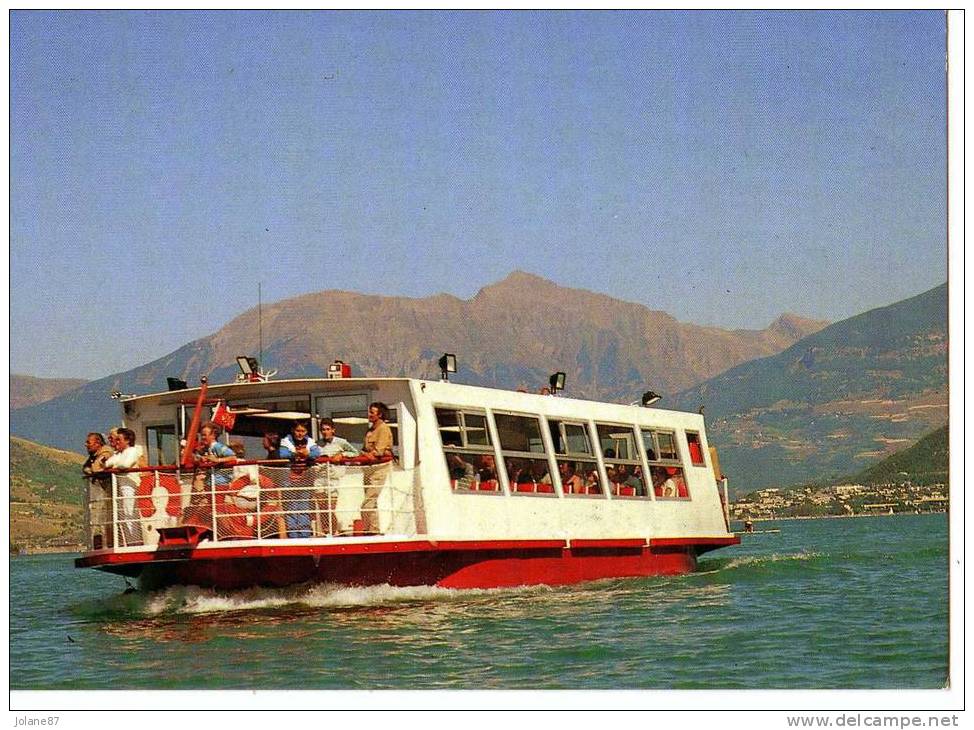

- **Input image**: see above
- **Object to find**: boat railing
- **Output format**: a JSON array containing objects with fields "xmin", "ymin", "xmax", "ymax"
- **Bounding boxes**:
[{"xmin": 82, "ymin": 458, "xmax": 418, "ymax": 551}]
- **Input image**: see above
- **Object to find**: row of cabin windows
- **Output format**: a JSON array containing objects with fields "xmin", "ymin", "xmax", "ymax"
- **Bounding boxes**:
[{"xmin": 435, "ymin": 407, "xmax": 708, "ymax": 500}]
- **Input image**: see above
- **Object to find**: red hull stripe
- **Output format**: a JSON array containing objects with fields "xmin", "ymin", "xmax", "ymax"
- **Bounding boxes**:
[
  {"xmin": 75, "ymin": 535, "xmax": 737, "ymax": 570},
  {"xmin": 649, "ymin": 536, "xmax": 740, "ymax": 549}
]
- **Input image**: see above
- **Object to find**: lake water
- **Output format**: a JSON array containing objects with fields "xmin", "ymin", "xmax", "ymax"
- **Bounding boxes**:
[{"xmin": 10, "ymin": 513, "xmax": 948, "ymax": 690}]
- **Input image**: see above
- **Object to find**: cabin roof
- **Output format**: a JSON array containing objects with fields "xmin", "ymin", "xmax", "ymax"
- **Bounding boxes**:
[{"xmin": 122, "ymin": 376, "xmax": 699, "ymax": 423}]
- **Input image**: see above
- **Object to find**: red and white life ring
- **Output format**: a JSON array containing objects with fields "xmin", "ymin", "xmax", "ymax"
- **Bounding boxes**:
[
  {"xmin": 136, "ymin": 473, "xmax": 183, "ymax": 518},
  {"xmin": 225, "ymin": 474, "xmax": 275, "ymax": 511}
]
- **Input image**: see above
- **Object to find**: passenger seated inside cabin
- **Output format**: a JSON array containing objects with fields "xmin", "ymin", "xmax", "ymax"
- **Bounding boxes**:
[
  {"xmin": 652, "ymin": 466, "xmax": 687, "ymax": 498},
  {"xmin": 447, "ymin": 453, "xmax": 476, "ymax": 489},
  {"xmin": 477, "ymin": 454, "xmax": 498, "ymax": 490},
  {"xmin": 508, "ymin": 459, "xmax": 531, "ymax": 487},
  {"xmin": 559, "ymin": 461, "xmax": 585, "ymax": 494},
  {"xmin": 585, "ymin": 469, "xmax": 601, "ymax": 494},
  {"xmin": 614, "ymin": 464, "xmax": 644, "ymax": 496},
  {"xmin": 530, "ymin": 459, "xmax": 550, "ymax": 485}
]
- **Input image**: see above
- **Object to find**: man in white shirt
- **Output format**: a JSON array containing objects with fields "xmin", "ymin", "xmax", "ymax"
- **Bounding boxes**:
[{"xmin": 104, "ymin": 427, "xmax": 143, "ymax": 545}]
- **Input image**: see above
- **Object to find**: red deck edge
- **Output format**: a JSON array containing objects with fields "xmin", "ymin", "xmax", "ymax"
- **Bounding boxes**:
[
  {"xmin": 75, "ymin": 535, "xmax": 737, "ymax": 569},
  {"xmin": 649, "ymin": 536, "xmax": 741, "ymax": 549}
]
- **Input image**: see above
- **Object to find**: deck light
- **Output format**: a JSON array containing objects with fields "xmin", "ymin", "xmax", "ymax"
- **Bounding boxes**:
[
  {"xmin": 641, "ymin": 391, "xmax": 662, "ymax": 407},
  {"xmin": 236, "ymin": 356, "xmax": 262, "ymax": 382},
  {"xmin": 548, "ymin": 372, "xmax": 566, "ymax": 393},
  {"xmin": 236, "ymin": 356, "xmax": 259, "ymax": 376},
  {"xmin": 167, "ymin": 377, "xmax": 188, "ymax": 391},
  {"xmin": 439, "ymin": 353, "xmax": 457, "ymax": 382},
  {"xmin": 328, "ymin": 360, "xmax": 352, "ymax": 379}
]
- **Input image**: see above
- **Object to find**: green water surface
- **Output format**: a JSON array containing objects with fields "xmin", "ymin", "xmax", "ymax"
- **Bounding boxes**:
[{"xmin": 10, "ymin": 513, "xmax": 948, "ymax": 689}]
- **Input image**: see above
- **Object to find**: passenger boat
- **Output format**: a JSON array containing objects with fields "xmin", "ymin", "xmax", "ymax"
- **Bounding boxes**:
[{"xmin": 76, "ymin": 367, "xmax": 739, "ymax": 589}]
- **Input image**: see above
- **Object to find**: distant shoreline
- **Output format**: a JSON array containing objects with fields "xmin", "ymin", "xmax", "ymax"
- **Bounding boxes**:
[
  {"xmin": 12, "ymin": 545, "xmax": 83, "ymax": 556},
  {"xmin": 733, "ymin": 510, "xmax": 946, "ymax": 524}
]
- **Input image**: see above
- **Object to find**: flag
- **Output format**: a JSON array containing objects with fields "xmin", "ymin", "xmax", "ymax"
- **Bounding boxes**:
[{"xmin": 212, "ymin": 401, "xmax": 237, "ymax": 431}]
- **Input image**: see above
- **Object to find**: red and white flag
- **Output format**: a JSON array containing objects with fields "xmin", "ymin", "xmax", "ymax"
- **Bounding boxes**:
[{"xmin": 212, "ymin": 401, "xmax": 237, "ymax": 431}]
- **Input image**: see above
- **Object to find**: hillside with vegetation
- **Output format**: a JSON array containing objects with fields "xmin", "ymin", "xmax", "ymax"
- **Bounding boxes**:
[
  {"xmin": 673, "ymin": 283, "xmax": 947, "ymax": 492},
  {"xmin": 9, "ymin": 437, "xmax": 85, "ymax": 551},
  {"xmin": 849, "ymin": 424, "xmax": 948, "ymax": 487}
]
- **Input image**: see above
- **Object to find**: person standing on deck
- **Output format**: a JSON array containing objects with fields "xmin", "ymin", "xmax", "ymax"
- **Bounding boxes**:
[
  {"xmin": 359, "ymin": 402, "xmax": 393, "ymax": 534},
  {"xmin": 315, "ymin": 418, "xmax": 360, "ymax": 535},
  {"xmin": 279, "ymin": 421, "xmax": 322, "ymax": 538},
  {"xmin": 83, "ymin": 432, "xmax": 115, "ymax": 549},
  {"xmin": 104, "ymin": 428, "xmax": 143, "ymax": 546}
]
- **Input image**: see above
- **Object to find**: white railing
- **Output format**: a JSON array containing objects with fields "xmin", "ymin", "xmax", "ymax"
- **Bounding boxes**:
[{"xmin": 83, "ymin": 461, "xmax": 417, "ymax": 551}]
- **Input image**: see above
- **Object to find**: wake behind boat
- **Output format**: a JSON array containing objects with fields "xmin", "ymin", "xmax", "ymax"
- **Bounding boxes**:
[{"xmin": 76, "ymin": 362, "xmax": 739, "ymax": 590}]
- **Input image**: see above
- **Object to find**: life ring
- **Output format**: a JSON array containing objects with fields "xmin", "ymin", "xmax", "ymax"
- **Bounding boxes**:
[
  {"xmin": 226, "ymin": 474, "xmax": 275, "ymax": 511},
  {"xmin": 136, "ymin": 473, "xmax": 183, "ymax": 518}
]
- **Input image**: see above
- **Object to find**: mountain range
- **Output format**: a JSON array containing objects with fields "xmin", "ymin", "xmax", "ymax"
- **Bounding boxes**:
[
  {"xmin": 9, "ymin": 271, "xmax": 827, "ymax": 453},
  {"xmin": 8, "ymin": 273, "xmax": 948, "ymax": 497}
]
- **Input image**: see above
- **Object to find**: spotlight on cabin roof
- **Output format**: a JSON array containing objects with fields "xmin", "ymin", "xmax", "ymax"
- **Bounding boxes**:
[
  {"xmin": 439, "ymin": 353, "xmax": 457, "ymax": 382},
  {"xmin": 236, "ymin": 356, "xmax": 260, "ymax": 376},
  {"xmin": 548, "ymin": 371, "xmax": 566, "ymax": 394},
  {"xmin": 641, "ymin": 391, "xmax": 662, "ymax": 407},
  {"xmin": 166, "ymin": 377, "xmax": 188, "ymax": 391},
  {"xmin": 328, "ymin": 360, "xmax": 352, "ymax": 379}
]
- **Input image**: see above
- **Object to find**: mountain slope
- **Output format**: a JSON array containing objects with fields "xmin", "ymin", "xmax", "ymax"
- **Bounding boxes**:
[
  {"xmin": 848, "ymin": 425, "xmax": 948, "ymax": 487},
  {"xmin": 10, "ymin": 375, "xmax": 88, "ymax": 409},
  {"xmin": 673, "ymin": 284, "xmax": 948, "ymax": 491},
  {"xmin": 10, "ymin": 271, "xmax": 827, "ymax": 452}
]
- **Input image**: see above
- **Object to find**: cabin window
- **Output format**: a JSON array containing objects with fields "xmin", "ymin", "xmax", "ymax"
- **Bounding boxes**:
[
  {"xmin": 145, "ymin": 424, "xmax": 178, "ymax": 466},
  {"xmin": 642, "ymin": 429, "xmax": 689, "ymax": 500},
  {"xmin": 685, "ymin": 431, "xmax": 706, "ymax": 466},
  {"xmin": 435, "ymin": 408, "xmax": 498, "ymax": 492},
  {"xmin": 494, "ymin": 413, "xmax": 555, "ymax": 495},
  {"xmin": 596, "ymin": 423, "xmax": 646, "ymax": 498},
  {"xmin": 547, "ymin": 419, "xmax": 601, "ymax": 496}
]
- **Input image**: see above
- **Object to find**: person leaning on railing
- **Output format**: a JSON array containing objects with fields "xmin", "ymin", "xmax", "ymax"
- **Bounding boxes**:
[
  {"xmin": 279, "ymin": 421, "xmax": 322, "ymax": 538},
  {"xmin": 104, "ymin": 427, "xmax": 144, "ymax": 546},
  {"xmin": 359, "ymin": 402, "xmax": 394, "ymax": 534},
  {"xmin": 183, "ymin": 422, "xmax": 238, "ymax": 528},
  {"xmin": 82, "ymin": 432, "xmax": 115, "ymax": 549}
]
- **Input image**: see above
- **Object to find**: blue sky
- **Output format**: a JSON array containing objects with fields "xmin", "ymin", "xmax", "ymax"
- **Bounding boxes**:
[{"xmin": 11, "ymin": 10, "xmax": 947, "ymax": 379}]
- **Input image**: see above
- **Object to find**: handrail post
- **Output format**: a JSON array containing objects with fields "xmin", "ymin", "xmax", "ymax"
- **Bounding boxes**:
[
  {"xmin": 210, "ymin": 468, "xmax": 218, "ymax": 542},
  {"xmin": 721, "ymin": 477, "xmax": 730, "ymax": 530},
  {"xmin": 83, "ymin": 477, "xmax": 91, "ymax": 550},
  {"xmin": 255, "ymin": 464, "xmax": 263, "ymax": 541},
  {"xmin": 111, "ymin": 474, "xmax": 120, "ymax": 549}
]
